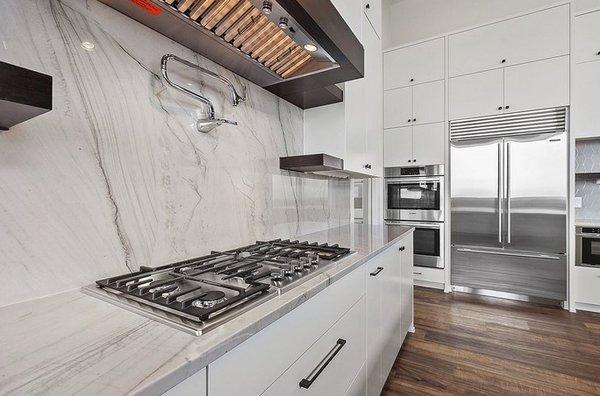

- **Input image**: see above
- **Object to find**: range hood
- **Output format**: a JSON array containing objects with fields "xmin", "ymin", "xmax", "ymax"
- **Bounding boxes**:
[
  {"xmin": 280, "ymin": 154, "xmax": 374, "ymax": 179},
  {"xmin": 99, "ymin": 0, "xmax": 363, "ymax": 109}
]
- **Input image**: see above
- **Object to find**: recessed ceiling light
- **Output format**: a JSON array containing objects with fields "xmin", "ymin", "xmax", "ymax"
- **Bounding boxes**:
[
  {"xmin": 262, "ymin": 0, "xmax": 272, "ymax": 14},
  {"xmin": 81, "ymin": 41, "xmax": 95, "ymax": 51},
  {"xmin": 304, "ymin": 43, "xmax": 317, "ymax": 52},
  {"xmin": 278, "ymin": 17, "xmax": 289, "ymax": 29}
]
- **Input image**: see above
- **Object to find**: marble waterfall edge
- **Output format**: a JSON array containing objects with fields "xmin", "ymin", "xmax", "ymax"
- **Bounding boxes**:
[{"xmin": 0, "ymin": 0, "xmax": 350, "ymax": 307}]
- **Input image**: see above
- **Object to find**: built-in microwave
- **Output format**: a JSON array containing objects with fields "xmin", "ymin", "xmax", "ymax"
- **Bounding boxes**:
[
  {"xmin": 386, "ymin": 220, "xmax": 445, "ymax": 269},
  {"xmin": 576, "ymin": 226, "xmax": 600, "ymax": 267},
  {"xmin": 384, "ymin": 165, "xmax": 444, "ymax": 222}
]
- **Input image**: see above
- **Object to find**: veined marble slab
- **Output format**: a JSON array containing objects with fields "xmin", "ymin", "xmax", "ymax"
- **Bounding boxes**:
[
  {"xmin": 0, "ymin": 224, "xmax": 413, "ymax": 395},
  {"xmin": 0, "ymin": 0, "xmax": 350, "ymax": 307}
]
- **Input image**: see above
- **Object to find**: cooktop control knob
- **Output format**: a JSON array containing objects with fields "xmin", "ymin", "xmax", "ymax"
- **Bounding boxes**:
[
  {"xmin": 300, "ymin": 256, "xmax": 311, "ymax": 268},
  {"xmin": 291, "ymin": 260, "xmax": 303, "ymax": 272},
  {"xmin": 308, "ymin": 253, "xmax": 319, "ymax": 266}
]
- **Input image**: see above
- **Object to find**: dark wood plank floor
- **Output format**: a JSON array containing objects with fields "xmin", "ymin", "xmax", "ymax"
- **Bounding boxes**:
[{"xmin": 383, "ymin": 287, "xmax": 600, "ymax": 395}]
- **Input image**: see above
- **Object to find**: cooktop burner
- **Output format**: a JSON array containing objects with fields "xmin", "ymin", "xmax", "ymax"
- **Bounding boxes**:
[{"xmin": 85, "ymin": 239, "xmax": 352, "ymax": 335}]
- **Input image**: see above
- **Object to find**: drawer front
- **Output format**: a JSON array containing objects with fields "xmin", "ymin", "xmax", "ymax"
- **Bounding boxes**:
[
  {"xmin": 413, "ymin": 266, "xmax": 445, "ymax": 284},
  {"xmin": 263, "ymin": 296, "xmax": 367, "ymax": 396},
  {"xmin": 209, "ymin": 266, "xmax": 366, "ymax": 396}
]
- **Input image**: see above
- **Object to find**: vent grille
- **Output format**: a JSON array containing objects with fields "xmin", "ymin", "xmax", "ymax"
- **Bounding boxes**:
[
  {"xmin": 450, "ymin": 107, "xmax": 567, "ymax": 141},
  {"xmin": 161, "ymin": 0, "xmax": 313, "ymax": 78}
]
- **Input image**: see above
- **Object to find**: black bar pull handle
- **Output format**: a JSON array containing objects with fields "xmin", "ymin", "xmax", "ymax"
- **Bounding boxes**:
[
  {"xmin": 299, "ymin": 338, "xmax": 347, "ymax": 389},
  {"xmin": 370, "ymin": 267, "xmax": 384, "ymax": 276}
]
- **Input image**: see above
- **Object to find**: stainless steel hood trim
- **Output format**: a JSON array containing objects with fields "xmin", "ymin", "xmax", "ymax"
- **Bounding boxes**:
[{"xmin": 450, "ymin": 107, "xmax": 567, "ymax": 141}]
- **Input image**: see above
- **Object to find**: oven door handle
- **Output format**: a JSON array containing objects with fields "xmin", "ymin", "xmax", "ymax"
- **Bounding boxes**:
[
  {"xmin": 385, "ymin": 221, "xmax": 441, "ymax": 229},
  {"xmin": 386, "ymin": 177, "xmax": 442, "ymax": 184}
]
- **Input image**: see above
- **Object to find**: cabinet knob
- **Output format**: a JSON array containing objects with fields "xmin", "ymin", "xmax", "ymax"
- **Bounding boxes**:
[
  {"xmin": 505, "ymin": 105, "xmax": 510, "ymax": 110},
  {"xmin": 413, "ymin": 118, "xmax": 416, "ymax": 122},
  {"xmin": 501, "ymin": 59, "xmax": 506, "ymax": 63},
  {"xmin": 410, "ymin": 78, "xmax": 414, "ymax": 82},
  {"xmin": 399, "ymin": 246, "xmax": 405, "ymax": 251},
  {"xmin": 413, "ymin": 159, "xmax": 416, "ymax": 162},
  {"xmin": 498, "ymin": 106, "xmax": 503, "ymax": 110},
  {"xmin": 407, "ymin": 159, "xmax": 412, "ymax": 163},
  {"xmin": 407, "ymin": 119, "xmax": 411, "ymax": 123},
  {"xmin": 597, "ymin": 51, "xmax": 600, "ymax": 56},
  {"xmin": 364, "ymin": 164, "xmax": 372, "ymax": 169},
  {"xmin": 365, "ymin": 3, "xmax": 370, "ymax": 9}
]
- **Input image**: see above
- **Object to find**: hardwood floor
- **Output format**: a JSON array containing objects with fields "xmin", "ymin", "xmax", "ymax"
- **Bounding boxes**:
[{"xmin": 383, "ymin": 287, "xmax": 600, "ymax": 395}]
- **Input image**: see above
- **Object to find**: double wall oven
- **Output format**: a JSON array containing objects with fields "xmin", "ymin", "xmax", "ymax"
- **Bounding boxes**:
[{"xmin": 385, "ymin": 165, "xmax": 445, "ymax": 269}]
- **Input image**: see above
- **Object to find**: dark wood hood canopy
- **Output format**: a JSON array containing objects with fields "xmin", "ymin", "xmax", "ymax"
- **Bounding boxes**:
[{"xmin": 98, "ymin": 0, "xmax": 364, "ymax": 109}]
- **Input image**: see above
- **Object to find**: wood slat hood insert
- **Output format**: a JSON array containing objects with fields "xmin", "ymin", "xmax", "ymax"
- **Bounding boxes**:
[{"xmin": 160, "ymin": 0, "xmax": 319, "ymax": 79}]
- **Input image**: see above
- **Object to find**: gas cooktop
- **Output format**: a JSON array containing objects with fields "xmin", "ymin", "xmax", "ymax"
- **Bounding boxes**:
[{"xmin": 84, "ymin": 239, "xmax": 352, "ymax": 335}]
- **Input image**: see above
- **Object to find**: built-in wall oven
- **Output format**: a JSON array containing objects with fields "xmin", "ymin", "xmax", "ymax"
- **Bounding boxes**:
[
  {"xmin": 576, "ymin": 226, "xmax": 600, "ymax": 267},
  {"xmin": 386, "ymin": 220, "xmax": 445, "ymax": 269},
  {"xmin": 384, "ymin": 165, "xmax": 444, "ymax": 222}
]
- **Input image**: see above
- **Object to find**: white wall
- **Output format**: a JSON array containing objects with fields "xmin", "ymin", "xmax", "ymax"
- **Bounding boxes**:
[{"xmin": 383, "ymin": 0, "xmax": 600, "ymax": 48}]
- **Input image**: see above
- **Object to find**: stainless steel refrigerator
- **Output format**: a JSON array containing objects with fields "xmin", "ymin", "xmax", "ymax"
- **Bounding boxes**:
[{"xmin": 450, "ymin": 107, "xmax": 568, "ymax": 302}]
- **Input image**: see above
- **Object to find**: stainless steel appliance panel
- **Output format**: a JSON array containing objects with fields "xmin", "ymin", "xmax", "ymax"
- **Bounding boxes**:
[
  {"xmin": 576, "ymin": 226, "xmax": 600, "ymax": 267},
  {"xmin": 387, "ymin": 221, "xmax": 444, "ymax": 268},
  {"xmin": 385, "ymin": 176, "xmax": 444, "ymax": 221},
  {"xmin": 450, "ymin": 137, "xmax": 503, "ymax": 248},
  {"xmin": 451, "ymin": 246, "xmax": 566, "ymax": 300},
  {"xmin": 504, "ymin": 132, "xmax": 567, "ymax": 253}
]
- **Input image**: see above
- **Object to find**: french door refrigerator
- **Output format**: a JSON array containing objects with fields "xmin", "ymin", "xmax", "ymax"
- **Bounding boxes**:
[{"xmin": 450, "ymin": 108, "xmax": 568, "ymax": 301}]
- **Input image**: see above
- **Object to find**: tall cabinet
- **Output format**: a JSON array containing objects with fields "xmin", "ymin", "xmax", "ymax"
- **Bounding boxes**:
[
  {"xmin": 304, "ymin": 0, "xmax": 383, "ymax": 178},
  {"xmin": 573, "ymin": 8, "xmax": 600, "ymax": 138},
  {"xmin": 383, "ymin": 38, "xmax": 446, "ymax": 167}
]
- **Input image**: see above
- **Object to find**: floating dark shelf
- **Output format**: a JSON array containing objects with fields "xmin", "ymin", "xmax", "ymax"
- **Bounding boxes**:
[
  {"xmin": 0, "ymin": 61, "xmax": 52, "ymax": 131},
  {"xmin": 280, "ymin": 153, "xmax": 344, "ymax": 172}
]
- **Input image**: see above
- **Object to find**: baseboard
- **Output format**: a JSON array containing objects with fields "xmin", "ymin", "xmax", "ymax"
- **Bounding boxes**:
[
  {"xmin": 414, "ymin": 280, "xmax": 444, "ymax": 290},
  {"xmin": 575, "ymin": 302, "xmax": 600, "ymax": 313}
]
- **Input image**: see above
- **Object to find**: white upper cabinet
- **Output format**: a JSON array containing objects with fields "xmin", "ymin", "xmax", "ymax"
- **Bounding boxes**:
[
  {"xmin": 362, "ymin": 0, "xmax": 382, "ymax": 39},
  {"xmin": 412, "ymin": 123, "xmax": 445, "ymax": 167},
  {"xmin": 573, "ymin": 60, "xmax": 600, "ymax": 138},
  {"xmin": 573, "ymin": 10, "xmax": 600, "ymax": 64},
  {"xmin": 345, "ymin": 78, "xmax": 367, "ymax": 173},
  {"xmin": 364, "ymin": 18, "xmax": 384, "ymax": 176},
  {"xmin": 449, "ymin": 68, "xmax": 504, "ymax": 120},
  {"xmin": 384, "ymin": 127, "xmax": 413, "ymax": 167},
  {"xmin": 449, "ymin": 4, "xmax": 570, "ymax": 77},
  {"xmin": 384, "ymin": 87, "xmax": 412, "ymax": 129},
  {"xmin": 412, "ymin": 80, "xmax": 445, "ymax": 125},
  {"xmin": 384, "ymin": 38, "xmax": 444, "ymax": 90},
  {"xmin": 504, "ymin": 55, "xmax": 569, "ymax": 113},
  {"xmin": 331, "ymin": 0, "xmax": 364, "ymax": 42}
]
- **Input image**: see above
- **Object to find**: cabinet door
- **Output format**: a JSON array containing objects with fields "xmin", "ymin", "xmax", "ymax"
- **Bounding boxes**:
[
  {"xmin": 504, "ymin": 5, "xmax": 569, "ymax": 68},
  {"xmin": 384, "ymin": 87, "xmax": 412, "ymax": 129},
  {"xmin": 412, "ymin": 80, "xmax": 445, "ymax": 125},
  {"xmin": 574, "ymin": 10, "xmax": 600, "ymax": 64},
  {"xmin": 384, "ymin": 126, "xmax": 413, "ymax": 167},
  {"xmin": 364, "ymin": 20, "xmax": 383, "ymax": 177},
  {"xmin": 362, "ymin": 0, "xmax": 381, "ymax": 39},
  {"xmin": 449, "ymin": 68, "xmax": 504, "ymax": 120},
  {"xmin": 504, "ymin": 56, "xmax": 569, "ymax": 113},
  {"xmin": 366, "ymin": 257, "xmax": 383, "ymax": 396},
  {"xmin": 399, "ymin": 237, "xmax": 414, "ymax": 341},
  {"xmin": 573, "ymin": 61, "xmax": 600, "ymax": 138},
  {"xmin": 412, "ymin": 123, "xmax": 445, "ymax": 166},
  {"xmin": 449, "ymin": 5, "xmax": 569, "ymax": 77},
  {"xmin": 345, "ymin": 78, "xmax": 367, "ymax": 172},
  {"xmin": 380, "ymin": 245, "xmax": 402, "ymax": 382},
  {"xmin": 384, "ymin": 38, "xmax": 445, "ymax": 89}
]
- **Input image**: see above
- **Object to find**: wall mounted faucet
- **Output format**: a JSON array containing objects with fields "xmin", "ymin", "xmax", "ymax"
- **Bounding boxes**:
[{"xmin": 160, "ymin": 54, "xmax": 246, "ymax": 133}]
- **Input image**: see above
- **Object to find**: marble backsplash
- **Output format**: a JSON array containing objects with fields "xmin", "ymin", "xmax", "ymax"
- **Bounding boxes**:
[
  {"xmin": 0, "ymin": 0, "xmax": 350, "ymax": 306},
  {"xmin": 575, "ymin": 139, "xmax": 600, "ymax": 219}
]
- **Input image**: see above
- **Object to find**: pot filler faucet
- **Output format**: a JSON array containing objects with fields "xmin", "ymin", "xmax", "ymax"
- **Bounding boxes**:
[{"xmin": 160, "ymin": 54, "xmax": 246, "ymax": 133}]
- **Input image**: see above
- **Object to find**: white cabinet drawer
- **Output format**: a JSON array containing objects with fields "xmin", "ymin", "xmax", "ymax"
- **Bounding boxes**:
[
  {"xmin": 263, "ymin": 297, "xmax": 366, "ymax": 396},
  {"xmin": 208, "ymin": 266, "xmax": 365, "ymax": 396},
  {"xmin": 413, "ymin": 267, "xmax": 445, "ymax": 284},
  {"xmin": 574, "ymin": 10, "xmax": 600, "ymax": 64},
  {"xmin": 384, "ymin": 38, "xmax": 444, "ymax": 89}
]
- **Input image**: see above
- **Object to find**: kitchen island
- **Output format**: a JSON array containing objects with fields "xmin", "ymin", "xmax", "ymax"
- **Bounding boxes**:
[{"xmin": 0, "ymin": 224, "xmax": 413, "ymax": 395}]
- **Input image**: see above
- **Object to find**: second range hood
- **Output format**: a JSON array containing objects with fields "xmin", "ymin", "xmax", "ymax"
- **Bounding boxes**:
[{"xmin": 99, "ymin": 0, "xmax": 363, "ymax": 109}]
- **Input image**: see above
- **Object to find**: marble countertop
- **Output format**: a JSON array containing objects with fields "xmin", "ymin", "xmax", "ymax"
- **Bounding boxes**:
[
  {"xmin": 0, "ymin": 223, "xmax": 413, "ymax": 396},
  {"xmin": 575, "ymin": 219, "xmax": 600, "ymax": 227}
]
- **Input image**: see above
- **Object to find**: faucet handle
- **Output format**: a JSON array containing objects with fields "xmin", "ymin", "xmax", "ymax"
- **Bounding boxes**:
[{"xmin": 196, "ymin": 118, "xmax": 238, "ymax": 133}]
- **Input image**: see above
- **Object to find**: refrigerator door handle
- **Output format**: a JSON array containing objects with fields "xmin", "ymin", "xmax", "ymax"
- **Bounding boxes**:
[
  {"xmin": 506, "ymin": 142, "xmax": 511, "ymax": 244},
  {"xmin": 456, "ymin": 248, "xmax": 561, "ymax": 260},
  {"xmin": 497, "ymin": 143, "xmax": 503, "ymax": 244}
]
